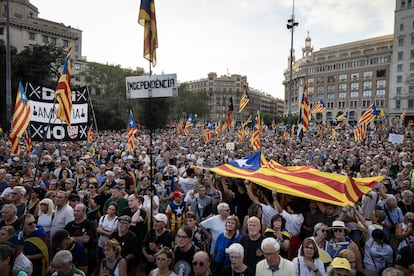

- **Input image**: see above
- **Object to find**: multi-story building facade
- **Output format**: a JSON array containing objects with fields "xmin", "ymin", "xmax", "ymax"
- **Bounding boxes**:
[
  {"xmin": 184, "ymin": 72, "xmax": 283, "ymax": 123},
  {"xmin": 0, "ymin": 0, "xmax": 83, "ymax": 84},
  {"xmin": 389, "ymin": 0, "xmax": 414, "ymax": 123},
  {"xmin": 283, "ymin": 34, "xmax": 393, "ymax": 124}
]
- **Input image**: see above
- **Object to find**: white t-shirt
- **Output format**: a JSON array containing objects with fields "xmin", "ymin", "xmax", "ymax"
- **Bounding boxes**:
[
  {"xmin": 199, "ymin": 214, "xmax": 226, "ymax": 253},
  {"xmin": 144, "ymin": 194, "xmax": 160, "ymax": 215},
  {"xmin": 37, "ymin": 213, "xmax": 53, "ymax": 232},
  {"xmin": 98, "ymin": 215, "xmax": 119, "ymax": 247}
]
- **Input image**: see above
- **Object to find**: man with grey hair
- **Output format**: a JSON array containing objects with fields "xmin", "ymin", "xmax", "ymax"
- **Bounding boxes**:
[
  {"xmin": 256, "ymin": 237, "xmax": 294, "ymax": 275},
  {"xmin": 51, "ymin": 249, "xmax": 85, "ymax": 276},
  {"xmin": 0, "ymin": 204, "xmax": 19, "ymax": 231},
  {"xmin": 11, "ymin": 186, "xmax": 26, "ymax": 217},
  {"xmin": 240, "ymin": 216, "xmax": 264, "ymax": 270},
  {"xmin": 199, "ymin": 202, "xmax": 230, "ymax": 254},
  {"xmin": 51, "ymin": 191, "xmax": 74, "ymax": 240}
]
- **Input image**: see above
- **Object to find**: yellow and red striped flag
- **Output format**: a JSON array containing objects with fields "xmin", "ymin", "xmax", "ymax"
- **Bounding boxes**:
[
  {"xmin": 251, "ymin": 114, "xmax": 261, "ymax": 150},
  {"xmin": 87, "ymin": 126, "xmax": 94, "ymax": 144},
  {"xmin": 24, "ymin": 129, "xmax": 32, "ymax": 154},
  {"xmin": 359, "ymin": 104, "xmax": 378, "ymax": 125},
  {"xmin": 10, "ymin": 81, "xmax": 31, "ymax": 138},
  {"xmin": 184, "ymin": 114, "xmax": 193, "ymax": 136},
  {"xmin": 301, "ymin": 84, "xmax": 311, "ymax": 132},
  {"xmin": 317, "ymin": 124, "xmax": 322, "ymax": 137},
  {"xmin": 239, "ymin": 88, "xmax": 250, "ymax": 112},
  {"xmin": 55, "ymin": 47, "xmax": 72, "ymax": 126},
  {"xmin": 203, "ymin": 122, "xmax": 213, "ymax": 143},
  {"xmin": 331, "ymin": 128, "xmax": 336, "ymax": 140},
  {"xmin": 127, "ymin": 111, "xmax": 138, "ymax": 152},
  {"xmin": 215, "ymin": 121, "xmax": 221, "ymax": 138},
  {"xmin": 138, "ymin": 0, "xmax": 158, "ymax": 66},
  {"xmin": 222, "ymin": 97, "xmax": 234, "ymax": 131},
  {"xmin": 312, "ymin": 100, "xmax": 326, "ymax": 114},
  {"xmin": 9, "ymin": 135, "xmax": 20, "ymax": 155}
]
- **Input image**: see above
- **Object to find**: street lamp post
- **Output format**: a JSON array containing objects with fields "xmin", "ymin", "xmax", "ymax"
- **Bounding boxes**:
[{"xmin": 287, "ymin": 0, "xmax": 298, "ymax": 126}]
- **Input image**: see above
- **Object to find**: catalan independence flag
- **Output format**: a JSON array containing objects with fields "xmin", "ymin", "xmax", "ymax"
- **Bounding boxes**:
[
  {"xmin": 10, "ymin": 81, "xmax": 31, "ymax": 138},
  {"xmin": 301, "ymin": 84, "xmax": 311, "ymax": 132},
  {"xmin": 222, "ymin": 97, "xmax": 234, "ymax": 130},
  {"xmin": 184, "ymin": 114, "xmax": 193, "ymax": 136},
  {"xmin": 127, "ymin": 110, "xmax": 138, "ymax": 152},
  {"xmin": 55, "ymin": 47, "xmax": 72, "ymax": 126},
  {"xmin": 138, "ymin": 0, "xmax": 158, "ymax": 66},
  {"xmin": 251, "ymin": 112, "xmax": 261, "ymax": 150},
  {"xmin": 24, "ymin": 129, "xmax": 32, "ymax": 154},
  {"xmin": 203, "ymin": 122, "xmax": 213, "ymax": 143},
  {"xmin": 239, "ymin": 88, "xmax": 250, "ymax": 112},
  {"xmin": 312, "ymin": 100, "xmax": 326, "ymax": 114},
  {"xmin": 359, "ymin": 104, "xmax": 378, "ymax": 125},
  {"xmin": 87, "ymin": 125, "xmax": 94, "ymax": 144}
]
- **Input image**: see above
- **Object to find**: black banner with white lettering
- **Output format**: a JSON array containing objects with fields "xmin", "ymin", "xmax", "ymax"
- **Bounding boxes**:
[{"xmin": 27, "ymin": 83, "xmax": 89, "ymax": 141}]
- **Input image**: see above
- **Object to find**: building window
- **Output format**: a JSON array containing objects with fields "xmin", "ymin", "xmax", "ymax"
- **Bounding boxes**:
[
  {"xmin": 409, "ymin": 86, "xmax": 414, "ymax": 94},
  {"xmin": 63, "ymin": 40, "xmax": 69, "ymax": 47},
  {"xmin": 375, "ymin": 99, "xmax": 385, "ymax": 107},
  {"xmin": 362, "ymin": 100, "xmax": 371, "ymax": 108},
  {"xmin": 377, "ymin": 80, "xmax": 386, "ymax": 88},
  {"xmin": 338, "ymin": 101, "xmax": 346, "ymax": 108},
  {"xmin": 28, "ymin": 32, "xmax": 35, "ymax": 40},
  {"xmin": 350, "ymin": 101, "xmax": 358, "ymax": 108},
  {"xmin": 411, "ymin": 50, "xmax": 414, "ymax": 58},
  {"xmin": 0, "ymin": 28, "xmax": 4, "ymax": 35},
  {"xmin": 339, "ymin": 74, "xmax": 347, "ymax": 81},
  {"xmin": 363, "ymin": 81, "xmax": 372, "ymax": 89},
  {"xmin": 327, "ymin": 93, "xmax": 334, "ymax": 100},
  {"xmin": 74, "ymin": 64, "xmax": 81, "ymax": 71},
  {"xmin": 328, "ymin": 85, "xmax": 335, "ymax": 92},
  {"xmin": 317, "ymin": 94, "xmax": 324, "ymax": 100},
  {"xmin": 338, "ymin": 92, "xmax": 346, "ymax": 99},
  {"xmin": 376, "ymin": 69, "xmax": 386, "ymax": 78},
  {"xmin": 50, "ymin": 37, "xmax": 56, "ymax": 45},
  {"xmin": 396, "ymin": 99, "xmax": 401, "ymax": 109},
  {"xmin": 377, "ymin": 57, "xmax": 387, "ymax": 64},
  {"xmin": 327, "ymin": 102, "xmax": 334, "ymax": 108},
  {"xmin": 351, "ymin": 82, "xmax": 359, "ymax": 90},
  {"xmin": 363, "ymin": 91, "xmax": 372, "ymax": 98},
  {"xmin": 398, "ymin": 64, "xmax": 404, "ymax": 71},
  {"xmin": 42, "ymin": 35, "xmax": 48, "ymax": 43},
  {"xmin": 307, "ymin": 78, "xmax": 314, "ymax": 85},
  {"xmin": 411, "ymin": 63, "xmax": 414, "ymax": 71},
  {"xmin": 397, "ymin": 87, "xmax": 402, "ymax": 95},
  {"xmin": 400, "ymin": 23, "xmax": 404, "ymax": 31},
  {"xmin": 351, "ymin": 73, "xmax": 359, "ymax": 80},
  {"xmin": 376, "ymin": 90, "xmax": 386, "ymax": 97},
  {"xmin": 327, "ymin": 75, "xmax": 335, "ymax": 83},
  {"xmin": 317, "ymin": 86, "xmax": 324, "ymax": 93},
  {"xmin": 398, "ymin": 52, "xmax": 404, "ymax": 60},
  {"xmin": 350, "ymin": 92, "xmax": 359, "ymax": 98},
  {"xmin": 399, "ymin": 38, "xmax": 405, "ymax": 46},
  {"xmin": 308, "ymin": 87, "xmax": 314, "ymax": 94},
  {"xmin": 397, "ymin": 76, "xmax": 403, "ymax": 83},
  {"xmin": 409, "ymin": 99, "xmax": 414, "ymax": 108},
  {"xmin": 339, "ymin": 84, "xmax": 347, "ymax": 91},
  {"xmin": 363, "ymin": 71, "xmax": 372, "ymax": 79}
]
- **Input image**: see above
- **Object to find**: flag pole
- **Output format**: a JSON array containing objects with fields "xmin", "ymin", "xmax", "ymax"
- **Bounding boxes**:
[{"xmin": 87, "ymin": 86, "xmax": 99, "ymax": 134}]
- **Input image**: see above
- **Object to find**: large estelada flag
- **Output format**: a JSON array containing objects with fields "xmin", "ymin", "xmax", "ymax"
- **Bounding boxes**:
[
  {"xmin": 209, "ymin": 151, "xmax": 382, "ymax": 206},
  {"xmin": 138, "ymin": 0, "xmax": 158, "ymax": 66},
  {"xmin": 55, "ymin": 47, "xmax": 72, "ymax": 126}
]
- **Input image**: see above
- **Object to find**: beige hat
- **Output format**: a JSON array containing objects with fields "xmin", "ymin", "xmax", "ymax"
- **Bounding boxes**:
[
  {"xmin": 154, "ymin": 213, "xmax": 168, "ymax": 224},
  {"xmin": 329, "ymin": 220, "xmax": 350, "ymax": 233}
]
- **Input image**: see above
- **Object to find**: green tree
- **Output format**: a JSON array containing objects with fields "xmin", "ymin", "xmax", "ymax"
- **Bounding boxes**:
[{"xmin": 169, "ymin": 84, "xmax": 210, "ymax": 121}]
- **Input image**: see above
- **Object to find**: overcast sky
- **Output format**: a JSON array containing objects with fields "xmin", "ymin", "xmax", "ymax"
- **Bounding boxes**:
[{"xmin": 30, "ymin": 0, "xmax": 395, "ymax": 99}]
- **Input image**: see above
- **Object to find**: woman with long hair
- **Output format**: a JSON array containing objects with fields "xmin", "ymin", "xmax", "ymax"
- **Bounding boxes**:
[
  {"xmin": 292, "ymin": 238, "xmax": 326, "ymax": 276},
  {"xmin": 97, "ymin": 202, "xmax": 119, "ymax": 259},
  {"xmin": 36, "ymin": 198, "xmax": 55, "ymax": 241},
  {"xmin": 100, "ymin": 239, "xmax": 127, "ymax": 276}
]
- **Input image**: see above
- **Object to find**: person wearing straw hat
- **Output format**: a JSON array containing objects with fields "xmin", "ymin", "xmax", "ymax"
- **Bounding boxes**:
[{"xmin": 326, "ymin": 220, "xmax": 362, "ymax": 272}]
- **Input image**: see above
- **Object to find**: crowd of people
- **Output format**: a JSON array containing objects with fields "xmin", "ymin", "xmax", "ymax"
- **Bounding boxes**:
[{"xmin": 0, "ymin": 123, "xmax": 412, "ymax": 276}]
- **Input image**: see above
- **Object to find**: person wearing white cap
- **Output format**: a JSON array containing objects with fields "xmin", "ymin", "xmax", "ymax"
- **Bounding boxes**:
[
  {"xmin": 143, "ymin": 213, "xmax": 173, "ymax": 275},
  {"xmin": 326, "ymin": 220, "xmax": 362, "ymax": 272}
]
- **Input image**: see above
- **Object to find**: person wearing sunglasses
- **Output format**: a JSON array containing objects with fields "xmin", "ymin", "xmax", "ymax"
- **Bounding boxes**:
[
  {"xmin": 326, "ymin": 221, "xmax": 362, "ymax": 272},
  {"xmin": 150, "ymin": 247, "xmax": 177, "ymax": 276},
  {"xmin": 192, "ymin": 251, "xmax": 211, "ymax": 276}
]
